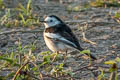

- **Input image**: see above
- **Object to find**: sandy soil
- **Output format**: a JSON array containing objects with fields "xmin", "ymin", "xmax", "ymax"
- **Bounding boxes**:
[{"xmin": 0, "ymin": 0, "xmax": 120, "ymax": 79}]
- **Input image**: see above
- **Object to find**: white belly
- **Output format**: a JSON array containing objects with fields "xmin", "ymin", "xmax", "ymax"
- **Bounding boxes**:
[{"xmin": 44, "ymin": 35, "xmax": 70, "ymax": 53}]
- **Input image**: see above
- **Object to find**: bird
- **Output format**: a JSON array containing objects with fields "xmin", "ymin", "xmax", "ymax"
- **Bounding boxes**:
[{"xmin": 41, "ymin": 15, "xmax": 97, "ymax": 60}]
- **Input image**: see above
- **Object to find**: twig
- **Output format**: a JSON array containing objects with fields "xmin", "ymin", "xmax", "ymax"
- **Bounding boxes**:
[
  {"xmin": 109, "ymin": 72, "xmax": 116, "ymax": 80},
  {"xmin": 41, "ymin": 73, "xmax": 59, "ymax": 80},
  {"xmin": 81, "ymin": 23, "xmax": 97, "ymax": 45},
  {"xmin": 27, "ymin": 70, "xmax": 59, "ymax": 80},
  {"xmin": 0, "ymin": 29, "xmax": 43, "ymax": 35},
  {"xmin": 12, "ymin": 61, "xmax": 41, "ymax": 80},
  {"xmin": 65, "ymin": 21, "xmax": 119, "ymax": 25},
  {"xmin": 73, "ymin": 64, "xmax": 94, "ymax": 73},
  {"xmin": 26, "ymin": 71, "xmax": 41, "ymax": 80},
  {"xmin": 82, "ymin": 32, "xmax": 97, "ymax": 45},
  {"xmin": 29, "ymin": 61, "xmax": 58, "ymax": 80},
  {"xmin": 29, "ymin": 61, "xmax": 43, "ymax": 79},
  {"xmin": 0, "ymin": 21, "xmax": 119, "ymax": 36},
  {"xmin": 12, "ymin": 61, "xmax": 30, "ymax": 80}
]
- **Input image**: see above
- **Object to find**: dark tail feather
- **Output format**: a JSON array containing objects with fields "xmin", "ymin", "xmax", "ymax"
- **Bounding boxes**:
[
  {"xmin": 78, "ymin": 47, "xmax": 97, "ymax": 60},
  {"xmin": 85, "ymin": 53, "xmax": 97, "ymax": 60}
]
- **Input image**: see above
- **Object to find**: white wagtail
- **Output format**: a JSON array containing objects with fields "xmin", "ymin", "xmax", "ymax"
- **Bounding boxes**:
[{"xmin": 41, "ymin": 15, "xmax": 97, "ymax": 60}]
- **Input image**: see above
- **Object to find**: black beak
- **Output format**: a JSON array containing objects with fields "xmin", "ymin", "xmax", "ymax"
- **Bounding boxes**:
[{"xmin": 40, "ymin": 20, "xmax": 47, "ymax": 23}]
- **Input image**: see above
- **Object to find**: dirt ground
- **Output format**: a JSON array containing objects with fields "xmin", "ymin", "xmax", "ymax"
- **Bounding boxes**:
[{"xmin": 0, "ymin": 0, "xmax": 120, "ymax": 80}]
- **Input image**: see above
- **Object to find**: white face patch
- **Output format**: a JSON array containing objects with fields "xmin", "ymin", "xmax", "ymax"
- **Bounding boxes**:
[{"xmin": 44, "ymin": 16, "xmax": 61, "ymax": 28}]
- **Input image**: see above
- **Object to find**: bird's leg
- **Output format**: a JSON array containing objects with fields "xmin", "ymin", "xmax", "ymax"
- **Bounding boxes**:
[
  {"xmin": 63, "ymin": 50, "xmax": 68, "ymax": 62},
  {"xmin": 52, "ymin": 51, "xmax": 58, "ymax": 62}
]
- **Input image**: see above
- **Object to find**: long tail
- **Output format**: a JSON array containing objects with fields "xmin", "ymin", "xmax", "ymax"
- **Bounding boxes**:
[
  {"xmin": 78, "ymin": 47, "xmax": 97, "ymax": 60},
  {"xmin": 84, "ymin": 53, "xmax": 97, "ymax": 60}
]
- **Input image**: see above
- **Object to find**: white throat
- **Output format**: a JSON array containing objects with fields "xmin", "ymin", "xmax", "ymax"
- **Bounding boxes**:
[{"xmin": 44, "ymin": 17, "xmax": 61, "ymax": 28}]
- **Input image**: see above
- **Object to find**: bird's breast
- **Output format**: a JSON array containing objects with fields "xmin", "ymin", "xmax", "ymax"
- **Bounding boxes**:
[
  {"xmin": 45, "ymin": 27, "xmax": 56, "ymax": 33},
  {"xmin": 43, "ymin": 33, "xmax": 70, "ymax": 53}
]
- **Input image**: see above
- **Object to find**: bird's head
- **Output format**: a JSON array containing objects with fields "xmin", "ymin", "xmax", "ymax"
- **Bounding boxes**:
[{"xmin": 41, "ymin": 15, "xmax": 63, "ymax": 28}]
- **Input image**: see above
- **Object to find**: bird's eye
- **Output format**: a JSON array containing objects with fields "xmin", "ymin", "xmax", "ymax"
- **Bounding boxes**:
[{"xmin": 50, "ymin": 20, "xmax": 53, "ymax": 22}]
